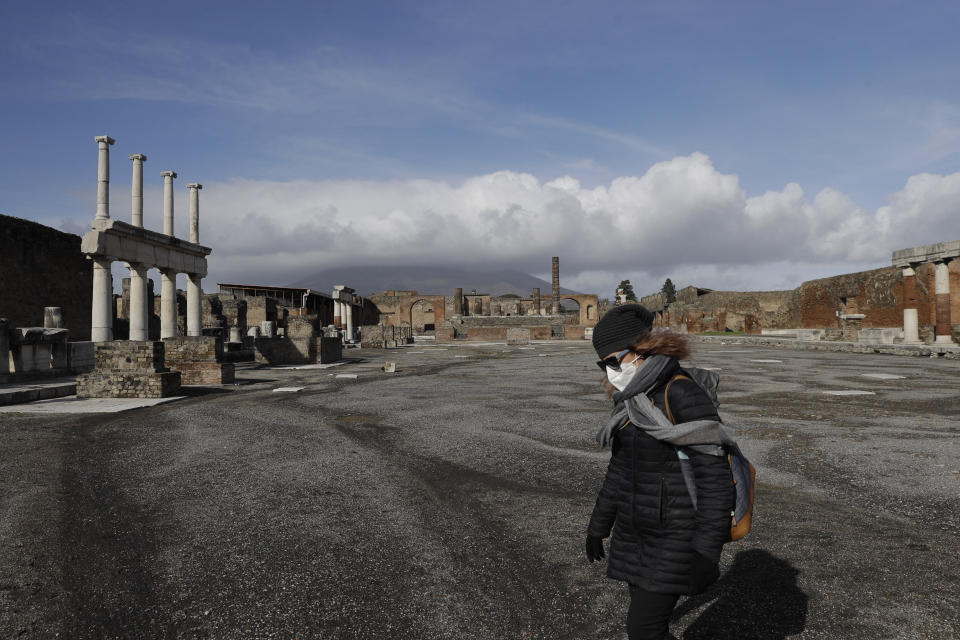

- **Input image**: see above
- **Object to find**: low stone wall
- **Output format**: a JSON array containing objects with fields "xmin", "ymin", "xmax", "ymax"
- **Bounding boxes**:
[
  {"xmin": 76, "ymin": 341, "xmax": 181, "ymax": 398},
  {"xmin": 506, "ymin": 328, "xmax": 530, "ymax": 345},
  {"xmin": 691, "ymin": 334, "xmax": 960, "ymax": 359},
  {"xmin": 163, "ymin": 336, "xmax": 234, "ymax": 385},
  {"xmin": 360, "ymin": 325, "xmax": 414, "ymax": 348},
  {"xmin": 254, "ymin": 336, "xmax": 344, "ymax": 364}
]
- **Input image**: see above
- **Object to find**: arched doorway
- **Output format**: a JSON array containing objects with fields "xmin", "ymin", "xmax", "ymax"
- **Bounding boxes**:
[{"xmin": 410, "ymin": 299, "xmax": 436, "ymax": 333}]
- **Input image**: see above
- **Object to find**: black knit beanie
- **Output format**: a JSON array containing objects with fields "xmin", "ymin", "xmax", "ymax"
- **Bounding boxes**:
[{"xmin": 592, "ymin": 304, "xmax": 654, "ymax": 358}]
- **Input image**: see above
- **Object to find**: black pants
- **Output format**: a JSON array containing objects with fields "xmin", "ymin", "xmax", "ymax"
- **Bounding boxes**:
[{"xmin": 627, "ymin": 585, "xmax": 679, "ymax": 640}]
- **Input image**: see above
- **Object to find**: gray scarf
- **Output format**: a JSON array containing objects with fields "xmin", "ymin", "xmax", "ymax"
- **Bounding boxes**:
[{"xmin": 596, "ymin": 354, "xmax": 737, "ymax": 457}]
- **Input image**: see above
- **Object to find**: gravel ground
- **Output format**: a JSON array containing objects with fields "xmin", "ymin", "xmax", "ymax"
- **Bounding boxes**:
[{"xmin": 0, "ymin": 340, "xmax": 958, "ymax": 639}]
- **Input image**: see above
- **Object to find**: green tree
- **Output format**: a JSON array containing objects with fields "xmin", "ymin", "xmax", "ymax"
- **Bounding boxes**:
[
  {"xmin": 617, "ymin": 280, "xmax": 637, "ymax": 303},
  {"xmin": 661, "ymin": 278, "xmax": 677, "ymax": 304}
]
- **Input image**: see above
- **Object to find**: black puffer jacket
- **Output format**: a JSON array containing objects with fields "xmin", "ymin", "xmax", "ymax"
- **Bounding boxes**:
[{"xmin": 588, "ymin": 358, "xmax": 735, "ymax": 594}]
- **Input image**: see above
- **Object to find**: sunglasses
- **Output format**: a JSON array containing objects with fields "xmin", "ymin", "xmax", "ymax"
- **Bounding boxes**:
[{"xmin": 596, "ymin": 348, "xmax": 634, "ymax": 372}]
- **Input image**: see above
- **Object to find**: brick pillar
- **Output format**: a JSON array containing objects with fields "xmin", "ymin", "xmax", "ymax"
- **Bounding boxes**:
[
  {"xmin": 552, "ymin": 257, "xmax": 560, "ymax": 313},
  {"xmin": 934, "ymin": 260, "xmax": 952, "ymax": 344},
  {"xmin": 533, "ymin": 287, "xmax": 541, "ymax": 315},
  {"xmin": 902, "ymin": 266, "xmax": 920, "ymax": 343},
  {"xmin": 455, "ymin": 288, "xmax": 463, "ymax": 315}
]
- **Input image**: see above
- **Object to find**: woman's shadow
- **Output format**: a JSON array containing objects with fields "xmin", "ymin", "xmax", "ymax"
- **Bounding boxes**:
[{"xmin": 671, "ymin": 549, "xmax": 808, "ymax": 639}]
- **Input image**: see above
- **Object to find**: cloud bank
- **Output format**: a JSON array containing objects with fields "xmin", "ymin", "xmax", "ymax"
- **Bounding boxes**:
[{"xmin": 123, "ymin": 153, "xmax": 960, "ymax": 296}]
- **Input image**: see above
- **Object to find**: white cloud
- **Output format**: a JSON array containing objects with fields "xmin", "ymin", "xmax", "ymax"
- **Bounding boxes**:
[{"xmin": 88, "ymin": 153, "xmax": 960, "ymax": 293}]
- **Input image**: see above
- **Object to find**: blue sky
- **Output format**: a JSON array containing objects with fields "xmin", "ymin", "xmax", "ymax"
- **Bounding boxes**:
[{"xmin": 2, "ymin": 1, "xmax": 960, "ymax": 294}]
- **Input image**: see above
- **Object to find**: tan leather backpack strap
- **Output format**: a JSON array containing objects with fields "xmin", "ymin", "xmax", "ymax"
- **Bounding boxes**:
[{"xmin": 663, "ymin": 374, "xmax": 692, "ymax": 425}]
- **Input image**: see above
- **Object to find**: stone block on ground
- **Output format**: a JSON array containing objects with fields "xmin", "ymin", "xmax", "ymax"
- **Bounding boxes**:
[
  {"xmin": 76, "ymin": 340, "xmax": 181, "ymax": 398},
  {"xmin": 506, "ymin": 328, "xmax": 531, "ymax": 345}
]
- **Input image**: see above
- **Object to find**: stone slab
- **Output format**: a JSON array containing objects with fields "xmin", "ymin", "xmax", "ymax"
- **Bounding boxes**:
[
  {"xmin": 862, "ymin": 373, "xmax": 906, "ymax": 380},
  {"xmin": 0, "ymin": 395, "xmax": 185, "ymax": 414},
  {"xmin": 0, "ymin": 379, "xmax": 77, "ymax": 406},
  {"xmin": 273, "ymin": 387, "xmax": 304, "ymax": 393},
  {"xmin": 823, "ymin": 390, "xmax": 877, "ymax": 396}
]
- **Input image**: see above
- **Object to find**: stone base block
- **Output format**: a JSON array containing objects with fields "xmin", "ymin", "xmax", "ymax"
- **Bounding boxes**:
[
  {"xmin": 318, "ymin": 337, "xmax": 343, "ymax": 363},
  {"xmin": 565, "ymin": 326, "xmax": 586, "ymax": 340},
  {"xmin": 175, "ymin": 362, "xmax": 235, "ymax": 385},
  {"xmin": 506, "ymin": 328, "xmax": 531, "ymax": 345},
  {"xmin": 76, "ymin": 370, "xmax": 181, "ymax": 398}
]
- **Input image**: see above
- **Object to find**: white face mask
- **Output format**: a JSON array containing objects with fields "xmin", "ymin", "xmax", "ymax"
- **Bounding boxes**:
[{"xmin": 606, "ymin": 358, "xmax": 642, "ymax": 391}]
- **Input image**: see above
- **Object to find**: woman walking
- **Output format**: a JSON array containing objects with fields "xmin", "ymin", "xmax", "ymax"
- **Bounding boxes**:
[{"xmin": 585, "ymin": 304, "xmax": 736, "ymax": 640}]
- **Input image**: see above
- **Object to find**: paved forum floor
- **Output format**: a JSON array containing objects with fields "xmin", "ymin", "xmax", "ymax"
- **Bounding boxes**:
[{"xmin": 1, "ymin": 341, "xmax": 958, "ymax": 639}]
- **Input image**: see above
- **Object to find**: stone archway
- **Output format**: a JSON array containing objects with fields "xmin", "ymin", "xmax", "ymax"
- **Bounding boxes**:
[{"xmin": 410, "ymin": 299, "xmax": 436, "ymax": 333}]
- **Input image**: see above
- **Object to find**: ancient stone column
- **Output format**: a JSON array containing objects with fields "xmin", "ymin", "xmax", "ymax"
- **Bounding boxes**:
[
  {"xmin": 160, "ymin": 269, "xmax": 178, "ymax": 339},
  {"xmin": 128, "ymin": 263, "xmax": 150, "ymax": 341},
  {"xmin": 454, "ymin": 288, "xmax": 463, "ymax": 315},
  {"xmin": 333, "ymin": 298, "xmax": 342, "ymax": 329},
  {"xmin": 44, "ymin": 307, "xmax": 64, "ymax": 329},
  {"xmin": 552, "ymin": 256, "xmax": 560, "ymax": 313},
  {"xmin": 187, "ymin": 182, "xmax": 202, "ymax": 243},
  {"xmin": 902, "ymin": 266, "xmax": 920, "ymax": 344},
  {"xmin": 345, "ymin": 301, "xmax": 354, "ymax": 340},
  {"xmin": 935, "ymin": 260, "xmax": 952, "ymax": 344},
  {"xmin": 129, "ymin": 154, "xmax": 147, "ymax": 227},
  {"xmin": 0, "ymin": 318, "xmax": 9, "ymax": 375},
  {"xmin": 161, "ymin": 170, "xmax": 178, "ymax": 236},
  {"xmin": 229, "ymin": 326, "xmax": 242, "ymax": 343},
  {"xmin": 533, "ymin": 287, "xmax": 541, "ymax": 315},
  {"xmin": 95, "ymin": 135, "xmax": 115, "ymax": 220},
  {"xmin": 187, "ymin": 274, "xmax": 203, "ymax": 337},
  {"xmin": 91, "ymin": 257, "xmax": 114, "ymax": 342}
]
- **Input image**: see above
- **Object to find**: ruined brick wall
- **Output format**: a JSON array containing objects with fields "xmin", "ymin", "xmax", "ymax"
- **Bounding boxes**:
[
  {"xmin": 76, "ymin": 341, "xmax": 181, "ymax": 398},
  {"xmin": 799, "ymin": 266, "xmax": 912, "ymax": 329},
  {"xmin": 0, "ymin": 214, "xmax": 92, "ymax": 339},
  {"xmin": 245, "ymin": 297, "xmax": 277, "ymax": 328},
  {"xmin": 643, "ymin": 285, "xmax": 799, "ymax": 332},
  {"xmin": 163, "ymin": 336, "xmax": 234, "ymax": 384}
]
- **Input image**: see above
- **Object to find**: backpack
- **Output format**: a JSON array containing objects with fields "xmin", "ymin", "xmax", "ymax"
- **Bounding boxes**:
[{"xmin": 664, "ymin": 373, "xmax": 756, "ymax": 543}]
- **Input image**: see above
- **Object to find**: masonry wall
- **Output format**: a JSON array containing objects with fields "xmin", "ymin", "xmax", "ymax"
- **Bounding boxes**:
[
  {"xmin": 799, "ymin": 266, "xmax": 915, "ymax": 329},
  {"xmin": 0, "ymin": 214, "xmax": 92, "ymax": 339}
]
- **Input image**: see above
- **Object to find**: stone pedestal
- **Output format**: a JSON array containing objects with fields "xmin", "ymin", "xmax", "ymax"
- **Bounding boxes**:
[
  {"xmin": 261, "ymin": 321, "xmax": 276, "ymax": 338},
  {"xmin": 163, "ymin": 336, "xmax": 234, "ymax": 385},
  {"xmin": 839, "ymin": 313, "xmax": 865, "ymax": 341},
  {"xmin": 76, "ymin": 341, "xmax": 181, "ymax": 398}
]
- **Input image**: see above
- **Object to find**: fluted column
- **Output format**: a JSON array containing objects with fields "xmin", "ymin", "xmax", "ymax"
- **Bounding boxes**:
[
  {"xmin": 128, "ymin": 263, "xmax": 150, "ymax": 340},
  {"xmin": 129, "ymin": 154, "xmax": 147, "ymax": 227},
  {"xmin": 91, "ymin": 257, "xmax": 114, "ymax": 341},
  {"xmin": 345, "ymin": 300, "xmax": 354, "ymax": 340},
  {"xmin": 161, "ymin": 170, "xmax": 178, "ymax": 236},
  {"xmin": 187, "ymin": 274, "xmax": 202, "ymax": 337},
  {"xmin": 902, "ymin": 266, "xmax": 920, "ymax": 344},
  {"xmin": 935, "ymin": 260, "xmax": 952, "ymax": 344},
  {"xmin": 160, "ymin": 269, "xmax": 178, "ymax": 339},
  {"xmin": 95, "ymin": 135, "xmax": 115, "ymax": 220},
  {"xmin": 187, "ymin": 182, "xmax": 202, "ymax": 243}
]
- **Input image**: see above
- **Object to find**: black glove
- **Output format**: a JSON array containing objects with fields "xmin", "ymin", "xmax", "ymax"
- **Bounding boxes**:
[
  {"xmin": 585, "ymin": 535, "xmax": 606, "ymax": 563},
  {"xmin": 688, "ymin": 552, "xmax": 720, "ymax": 594}
]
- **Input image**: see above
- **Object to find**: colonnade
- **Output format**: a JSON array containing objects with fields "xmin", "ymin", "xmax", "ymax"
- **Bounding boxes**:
[
  {"xmin": 88, "ymin": 135, "xmax": 209, "ymax": 342},
  {"xmin": 900, "ymin": 259, "xmax": 954, "ymax": 344},
  {"xmin": 332, "ymin": 286, "xmax": 358, "ymax": 341}
]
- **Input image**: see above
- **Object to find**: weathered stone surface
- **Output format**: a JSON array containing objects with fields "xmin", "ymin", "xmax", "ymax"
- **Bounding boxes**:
[
  {"xmin": 76, "ymin": 340, "xmax": 181, "ymax": 398},
  {"xmin": 506, "ymin": 328, "xmax": 531, "ymax": 345},
  {"xmin": 163, "ymin": 336, "xmax": 234, "ymax": 384}
]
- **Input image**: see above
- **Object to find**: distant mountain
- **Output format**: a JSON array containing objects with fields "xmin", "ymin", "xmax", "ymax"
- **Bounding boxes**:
[{"xmin": 288, "ymin": 265, "xmax": 581, "ymax": 297}]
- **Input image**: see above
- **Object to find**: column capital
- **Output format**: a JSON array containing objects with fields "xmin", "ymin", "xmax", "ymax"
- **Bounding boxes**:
[
  {"xmin": 187, "ymin": 183, "xmax": 203, "ymax": 190},
  {"xmin": 95, "ymin": 135, "xmax": 116, "ymax": 145},
  {"xmin": 125, "ymin": 261, "xmax": 149, "ymax": 272},
  {"xmin": 161, "ymin": 170, "xmax": 178, "ymax": 179},
  {"xmin": 129, "ymin": 153, "xmax": 147, "ymax": 161}
]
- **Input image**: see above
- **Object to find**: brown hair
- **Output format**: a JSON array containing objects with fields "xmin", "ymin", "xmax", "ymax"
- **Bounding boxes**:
[{"xmin": 601, "ymin": 329, "xmax": 692, "ymax": 398}]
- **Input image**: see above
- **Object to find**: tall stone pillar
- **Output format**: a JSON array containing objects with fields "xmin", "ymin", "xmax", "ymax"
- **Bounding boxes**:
[
  {"xmin": 455, "ymin": 288, "xmax": 463, "ymax": 315},
  {"xmin": 129, "ymin": 154, "xmax": 147, "ymax": 227},
  {"xmin": 161, "ymin": 170, "xmax": 178, "ymax": 236},
  {"xmin": 935, "ymin": 260, "xmax": 952, "ymax": 344},
  {"xmin": 533, "ymin": 287, "xmax": 541, "ymax": 315},
  {"xmin": 95, "ymin": 135, "xmax": 115, "ymax": 220},
  {"xmin": 128, "ymin": 263, "xmax": 150, "ymax": 341},
  {"xmin": 91, "ymin": 257, "xmax": 114, "ymax": 342},
  {"xmin": 552, "ymin": 256, "xmax": 560, "ymax": 313},
  {"xmin": 160, "ymin": 269, "xmax": 178, "ymax": 339},
  {"xmin": 187, "ymin": 182, "xmax": 202, "ymax": 243},
  {"xmin": 333, "ymin": 297, "xmax": 342, "ymax": 328},
  {"xmin": 345, "ymin": 301, "xmax": 354, "ymax": 340},
  {"xmin": 0, "ymin": 318, "xmax": 9, "ymax": 376},
  {"xmin": 902, "ymin": 266, "xmax": 920, "ymax": 344},
  {"xmin": 187, "ymin": 274, "xmax": 203, "ymax": 337}
]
